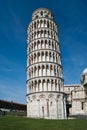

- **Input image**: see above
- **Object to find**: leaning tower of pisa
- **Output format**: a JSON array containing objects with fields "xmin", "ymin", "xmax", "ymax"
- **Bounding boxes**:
[{"xmin": 26, "ymin": 8, "xmax": 67, "ymax": 119}]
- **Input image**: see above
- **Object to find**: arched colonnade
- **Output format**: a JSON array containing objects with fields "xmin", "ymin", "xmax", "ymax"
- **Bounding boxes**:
[
  {"xmin": 27, "ymin": 50, "xmax": 61, "ymax": 66},
  {"xmin": 27, "ymin": 78, "xmax": 63, "ymax": 93},
  {"xmin": 27, "ymin": 39, "xmax": 60, "ymax": 54},
  {"xmin": 27, "ymin": 63, "xmax": 62, "ymax": 79}
]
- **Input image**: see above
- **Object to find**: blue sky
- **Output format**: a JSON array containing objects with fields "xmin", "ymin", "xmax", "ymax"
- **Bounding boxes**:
[{"xmin": 0, "ymin": 0, "xmax": 87, "ymax": 103}]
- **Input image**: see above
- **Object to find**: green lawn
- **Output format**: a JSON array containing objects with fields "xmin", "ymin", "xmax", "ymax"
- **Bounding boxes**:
[{"xmin": 0, "ymin": 116, "xmax": 87, "ymax": 130}]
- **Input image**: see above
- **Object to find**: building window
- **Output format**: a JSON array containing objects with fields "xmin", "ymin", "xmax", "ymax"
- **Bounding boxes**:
[{"xmin": 81, "ymin": 102, "xmax": 84, "ymax": 110}]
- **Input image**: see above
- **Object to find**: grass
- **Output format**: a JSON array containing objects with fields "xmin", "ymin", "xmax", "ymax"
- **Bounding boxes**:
[{"xmin": 0, "ymin": 116, "xmax": 87, "ymax": 130}]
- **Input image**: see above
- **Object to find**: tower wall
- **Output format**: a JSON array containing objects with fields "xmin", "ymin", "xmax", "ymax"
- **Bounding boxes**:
[{"xmin": 26, "ymin": 8, "xmax": 66, "ymax": 119}]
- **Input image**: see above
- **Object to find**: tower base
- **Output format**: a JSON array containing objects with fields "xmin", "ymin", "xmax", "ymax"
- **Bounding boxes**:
[{"xmin": 27, "ymin": 92, "xmax": 66, "ymax": 119}]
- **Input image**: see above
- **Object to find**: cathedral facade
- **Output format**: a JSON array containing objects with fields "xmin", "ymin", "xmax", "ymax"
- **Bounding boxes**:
[
  {"xmin": 26, "ymin": 8, "xmax": 87, "ymax": 119},
  {"xmin": 65, "ymin": 68, "xmax": 87, "ymax": 117}
]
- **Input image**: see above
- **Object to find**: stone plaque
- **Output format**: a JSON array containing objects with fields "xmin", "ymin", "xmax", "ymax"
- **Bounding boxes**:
[
  {"xmin": 39, "ymin": 94, "xmax": 45, "ymax": 98},
  {"xmin": 57, "ymin": 94, "xmax": 61, "ymax": 98},
  {"xmin": 48, "ymin": 94, "xmax": 54, "ymax": 98},
  {"xmin": 32, "ymin": 95, "xmax": 36, "ymax": 99}
]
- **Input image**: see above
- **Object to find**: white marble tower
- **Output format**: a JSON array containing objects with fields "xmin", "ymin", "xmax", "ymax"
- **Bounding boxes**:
[{"xmin": 26, "ymin": 8, "xmax": 66, "ymax": 119}]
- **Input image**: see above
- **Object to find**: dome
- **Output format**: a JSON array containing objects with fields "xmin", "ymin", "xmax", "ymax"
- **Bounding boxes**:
[
  {"xmin": 81, "ymin": 67, "xmax": 87, "ymax": 86},
  {"xmin": 82, "ymin": 67, "xmax": 87, "ymax": 75}
]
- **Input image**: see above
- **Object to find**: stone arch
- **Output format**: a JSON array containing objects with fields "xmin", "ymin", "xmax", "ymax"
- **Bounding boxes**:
[
  {"xmin": 41, "ymin": 51, "xmax": 44, "ymax": 61},
  {"xmin": 46, "ymin": 51, "xmax": 48, "ymax": 61},
  {"xmin": 37, "ymin": 40, "xmax": 39, "ymax": 49},
  {"xmin": 38, "ymin": 65, "xmax": 41, "ymax": 76},
  {"xmin": 54, "ymin": 65, "xmax": 56, "ymax": 76},
  {"xmin": 34, "ymin": 31, "xmax": 36, "ymax": 39},
  {"xmin": 44, "ymin": 30, "xmax": 47, "ymax": 37},
  {"xmin": 41, "ymin": 40, "xmax": 44, "ymax": 49},
  {"xmin": 37, "ymin": 20, "xmax": 39, "ymax": 27},
  {"xmin": 41, "ymin": 30, "xmax": 43, "ymax": 37},
  {"xmin": 35, "ymin": 80, "xmax": 38, "ymax": 92},
  {"xmin": 45, "ymin": 39, "xmax": 48, "ymax": 48},
  {"xmin": 28, "ymin": 69, "xmax": 31, "ymax": 78},
  {"xmin": 31, "ymin": 67, "xmax": 33, "ymax": 77},
  {"xmin": 35, "ymin": 65, "xmax": 38, "ymax": 77},
  {"xmin": 54, "ymin": 41, "xmax": 56, "ymax": 50},
  {"xmin": 47, "ymin": 20, "xmax": 49, "ymax": 28},
  {"xmin": 52, "ymin": 41, "xmax": 54, "ymax": 49},
  {"xmin": 31, "ymin": 81, "xmax": 33, "ymax": 92},
  {"xmin": 33, "ymin": 81, "xmax": 36, "ymax": 92},
  {"xmin": 49, "ymin": 51, "xmax": 50, "ymax": 61},
  {"xmin": 43, "ymin": 79, "xmax": 46, "ymax": 91},
  {"xmin": 40, "ymin": 19, "xmax": 43, "ymax": 27},
  {"xmin": 51, "ymin": 79, "xmax": 54, "ymax": 91},
  {"xmin": 47, "ymin": 79, "xmax": 50, "ymax": 91},
  {"xmin": 38, "ymin": 80, "xmax": 41, "ymax": 91},
  {"xmin": 48, "ymin": 30, "xmax": 50, "ymax": 37},
  {"xmin": 44, "ymin": 19, "xmax": 46, "ymax": 27},
  {"xmin": 30, "ymin": 54, "xmax": 32, "ymax": 64},
  {"xmin": 53, "ymin": 52, "xmax": 55, "ymax": 62},
  {"xmin": 34, "ymin": 21, "xmax": 36, "ymax": 29},
  {"xmin": 34, "ymin": 41, "xmax": 36, "ymax": 50},
  {"xmin": 55, "ymin": 79, "xmax": 57, "ymax": 91},
  {"xmin": 56, "ymin": 54, "xmax": 58, "ymax": 63},
  {"xmin": 29, "ymin": 46, "xmax": 31, "ymax": 53},
  {"xmin": 51, "ymin": 21, "xmax": 53, "ymax": 29},
  {"xmin": 34, "ymin": 53, "xmax": 36, "ymax": 63},
  {"xmin": 42, "ymin": 65, "xmax": 45, "ymax": 76},
  {"xmin": 29, "ymin": 57, "xmax": 31, "ymax": 65},
  {"xmin": 32, "ymin": 22, "xmax": 34, "ymax": 30},
  {"xmin": 32, "ymin": 42, "xmax": 34, "ymax": 51},
  {"xmin": 50, "ymin": 65, "xmax": 53, "ymax": 76},
  {"xmin": 57, "ymin": 44, "xmax": 59, "ymax": 52},
  {"xmin": 50, "ymin": 21, "xmax": 52, "ymax": 28},
  {"xmin": 46, "ymin": 64, "xmax": 50, "ymax": 76},
  {"xmin": 58, "ymin": 80, "xmax": 61, "ymax": 91},
  {"xmin": 29, "ymin": 84, "xmax": 32, "ymax": 93},
  {"xmin": 37, "ymin": 40, "xmax": 40, "ymax": 49},
  {"xmin": 49, "ymin": 40, "xmax": 51, "ymax": 48}
]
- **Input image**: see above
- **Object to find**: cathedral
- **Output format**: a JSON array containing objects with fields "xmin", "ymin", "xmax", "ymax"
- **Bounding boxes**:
[{"xmin": 26, "ymin": 8, "xmax": 87, "ymax": 119}]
